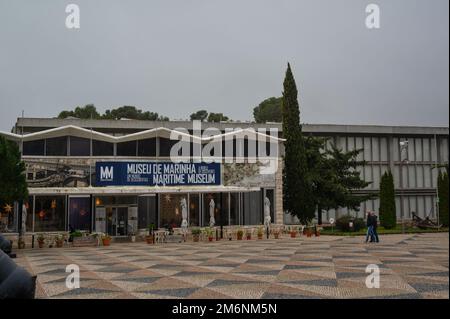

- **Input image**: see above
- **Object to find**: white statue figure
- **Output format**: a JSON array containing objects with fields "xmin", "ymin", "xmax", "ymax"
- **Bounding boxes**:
[
  {"xmin": 264, "ymin": 196, "xmax": 271, "ymax": 228},
  {"xmin": 21, "ymin": 203, "xmax": 27, "ymax": 235},
  {"xmin": 209, "ymin": 198, "xmax": 215, "ymax": 227},
  {"xmin": 180, "ymin": 197, "xmax": 188, "ymax": 229}
]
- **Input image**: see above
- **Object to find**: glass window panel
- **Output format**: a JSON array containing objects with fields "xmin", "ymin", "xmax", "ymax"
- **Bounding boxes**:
[
  {"xmin": 416, "ymin": 165, "xmax": 424, "ymax": 188},
  {"xmin": 92, "ymin": 140, "xmax": 113, "ymax": 156},
  {"xmin": 159, "ymin": 138, "xmax": 178, "ymax": 157},
  {"xmin": 117, "ymin": 141, "xmax": 137, "ymax": 156},
  {"xmin": 68, "ymin": 197, "xmax": 91, "ymax": 231},
  {"xmin": 188, "ymin": 194, "xmax": 200, "ymax": 227},
  {"xmin": 423, "ymin": 138, "xmax": 430, "ymax": 161},
  {"xmin": 363, "ymin": 137, "xmax": 371, "ymax": 161},
  {"xmin": 380, "ymin": 138, "xmax": 388, "ymax": 162},
  {"xmin": 34, "ymin": 196, "xmax": 66, "ymax": 232},
  {"xmin": 203, "ymin": 193, "xmax": 226, "ymax": 227},
  {"xmin": 70, "ymin": 136, "xmax": 90, "ymax": 156},
  {"xmin": 138, "ymin": 196, "xmax": 157, "ymax": 229},
  {"xmin": 46, "ymin": 137, "xmax": 67, "ymax": 156},
  {"xmin": 23, "ymin": 140, "xmax": 45, "ymax": 156},
  {"xmin": 25, "ymin": 196, "xmax": 34, "ymax": 232},
  {"xmin": 372, "ymin": 137, "xmax": 379, "ymax": 162},
  {"xmin": 160, "ymin": 193, "xmax": 187, "ymax": 228},
  {"xmin": 138, "ymin": 138, "xmax": 156, "ymax": 157},
  {"xmin": 230, "ymin": 193, "xmax": 239, "ymax": 225},
  {"xmin": 415, "ymin": 138, "xmax": 423, "ymax": 162}
]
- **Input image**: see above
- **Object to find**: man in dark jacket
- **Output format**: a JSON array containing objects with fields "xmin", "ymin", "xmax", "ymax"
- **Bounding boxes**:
[
  {"xmin": 370, "ymin": 212, "xmax": 380, "ymax": 243},
  {"xmin": 365, "ymin": 211, "xmax": 374, "ymax": 243}
]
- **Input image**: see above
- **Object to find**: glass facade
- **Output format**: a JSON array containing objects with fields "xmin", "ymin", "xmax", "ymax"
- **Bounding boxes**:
[
  {"xmin": 45, "ymin": 137, "xmax": 67, "ymax": 156},
  {"xmin": 34, "ymin": 196, "xmax": 66, "ymax": 232},
  {"xmin": 70, "ymin": 136, "xmax": 90, "ymax": 156},
  {"xmin": 68, "ymin": 197, "xmax": 91, "ymax": 231}
]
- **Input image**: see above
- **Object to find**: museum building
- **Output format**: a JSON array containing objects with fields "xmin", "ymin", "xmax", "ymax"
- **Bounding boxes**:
[
  {"xmin": 0, "ymin": 117, "xmax": 448, "ymax": 237},
  {"xmin": 0, "ymin": 118, "xmax": 284, "ymax": 236}
]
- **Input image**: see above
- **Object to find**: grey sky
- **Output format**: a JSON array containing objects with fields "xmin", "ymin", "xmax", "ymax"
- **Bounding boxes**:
[{"xmin": 0, "ymin": 0, "xmax": 448, "ymax": 131}]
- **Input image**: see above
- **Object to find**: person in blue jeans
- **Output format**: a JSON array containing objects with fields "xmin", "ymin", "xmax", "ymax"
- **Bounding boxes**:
[
  {"xmin": 365, "ymin": 211, "xmax": 374, "ymax": 243},
  {"xmin": 370, "ymin": 211, "xmax": 380, "ymax": 243}
]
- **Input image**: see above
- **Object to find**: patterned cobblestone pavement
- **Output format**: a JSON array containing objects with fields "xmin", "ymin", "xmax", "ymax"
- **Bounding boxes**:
[{"xmin": 15, "ymin": 233, "xmax": 449, "ymax": 299}]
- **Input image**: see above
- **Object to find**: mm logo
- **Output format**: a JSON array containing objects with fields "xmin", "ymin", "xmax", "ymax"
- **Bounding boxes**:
[{"xmin": 100, "ymin": 166, "xmax": 114, "ymax": 181}]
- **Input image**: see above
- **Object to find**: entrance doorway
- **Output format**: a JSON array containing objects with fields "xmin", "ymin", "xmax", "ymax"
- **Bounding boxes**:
[{"xmin": 106, "ymin": 206, "xmax": 128, "ymax": 236}]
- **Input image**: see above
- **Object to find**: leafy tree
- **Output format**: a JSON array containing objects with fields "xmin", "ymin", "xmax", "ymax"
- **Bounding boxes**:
[
  {"xmin": 303, "ymin": 136, "xmax": 373, "ymax": 224},
  {"xmin": 253, "ymin": 97, "xmax": 282, "ymax": 123},
  {"xmin": 102, "ymin": 106, "xmax": 164, "ymax": 121},
  {"xmin": 190, "ymin": 110, "xmax": 209, "ymax": 121},
  {"xmin": 282, "ymin": 63, "xmax": 315, "ymax": 223},
  {"xmin": 207, "ymin": 112, "xmax": 229, "ymax": 123},
  {"xmin": 58, "ymin": 104, "xmax": 101, "ymax": 119},
  {"xmin": 58, "ymin": 105, "xmax": 169, "ymax": 121},
  {"xmin": 0, "ymin": 136, "xmax": 28, "ymax": 211},
  {"xmin": 438, "ymin": 171, "xmax": 449, "ymax": 227},
  {"xmin": 379, "ymin": 170, "xmax": 396, "ymax": 229},
  {"xmin": 325, "ymin": 144, "xmax": 374, "ymax": 213}
]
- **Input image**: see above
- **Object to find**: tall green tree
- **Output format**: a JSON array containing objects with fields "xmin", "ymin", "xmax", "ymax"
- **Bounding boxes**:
[
  {"xmin": 0, "ymin": 136, "xmax": 28, "ymax": 211},
  {"xmin": 253, "ymin": 97, "xmax": 282, "ymax": 123},
  {"xmin": 281, "ymin": 63, "xmax": 315, "ymax": 223},
  {"xmin": 379, "ymin": 170, "xmax": 396, "ymax": 229},
  {"xmin": 438, "ymin": 171, "xmax": 449, "ymax": 227}
]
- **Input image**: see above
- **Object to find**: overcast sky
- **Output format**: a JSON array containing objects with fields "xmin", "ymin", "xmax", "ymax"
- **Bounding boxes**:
[{"xmin": 0, "ymin": 0, "xmax": 448, "ymax": 131}]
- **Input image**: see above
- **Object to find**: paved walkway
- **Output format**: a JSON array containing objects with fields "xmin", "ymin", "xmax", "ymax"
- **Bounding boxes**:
[{"xmin": 15, "ymin": 233, "xmax": 449, "ymax": 299}]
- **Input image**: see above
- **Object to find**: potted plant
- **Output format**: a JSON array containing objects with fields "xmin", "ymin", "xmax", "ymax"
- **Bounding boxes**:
[
  {"xmin": 236, "ymin": 229, "xmax": 244, "ymax": 240},
  {"xmin": 146, "ymin": 223, "xmax": 155, "ymax": 244},
  {"xmin": 315, "ymin": 226, "xmax": 321, "ymax": 237},
  {"xmin": 204, "ymin": 227, "xmax": 214, "ymax": 242},
  {"xmin": 227, "ymin": 230, "xmax": 233, "ymax": 241},
  {"xmin": 55, "ymin": 234, "xmax": 65, "ymax": 248},
  {"xmin": 37, "ymin": 234, "xmax": 46, "ymax": 248},
  {"xmin": 272, "ymin": 228, "xmax": 280, "ymax": 239},
  {"xmin": 257, "ymin": 226, "xmax": 264, "ymax": 240},
  {"xmin": 191, "ymin": 228, "xmax": 201, "ymax": 242},
  {"xmin": 102, "ymin": 234, "xmax": 112, "ymax": 246},
  {"xmin": 246, "ymin": 229, "xmax": 252, "ymax": 240},
  {"xmin": 290, "ymin": 228, "xmax": 297, "ymax": 238}
]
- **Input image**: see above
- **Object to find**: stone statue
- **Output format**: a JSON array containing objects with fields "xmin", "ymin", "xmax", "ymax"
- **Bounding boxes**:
[
  {"xmin": 264, "ymin": 196, "xmax": 271, "ymax": 228},
  {"xmin": 180, "ymin": 197, "xmax": 188, "ymax": 229},
  {"xmin": 21, "ymin": 203, "xmax": 27, "ymax": 235},
  {"xmin": 209, "ymin": 198, "xmax": 215, "ymax": 227}
]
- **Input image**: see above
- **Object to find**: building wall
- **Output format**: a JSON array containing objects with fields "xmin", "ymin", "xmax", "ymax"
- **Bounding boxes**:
[{"xmin": 317, "ymin": 134, "xmax": 449, "ymax": 222}]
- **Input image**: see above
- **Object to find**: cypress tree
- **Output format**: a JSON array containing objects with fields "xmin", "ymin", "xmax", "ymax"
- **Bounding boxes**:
[
  {"xmin": 379, "ymin": 171, "xmax": 396, "ymax": 229},
  {"xmin": 438, "ymin": 171, "xmax": 449, "ymax": 227},
  {"xmin": 281, "ymin": 63, "xmax": 315, "ymax": 223}
]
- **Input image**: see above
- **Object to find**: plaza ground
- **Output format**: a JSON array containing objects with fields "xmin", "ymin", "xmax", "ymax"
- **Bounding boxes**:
[{"xmin": 15, "ymin": 233, "xmax": 449, "ymax": 299}]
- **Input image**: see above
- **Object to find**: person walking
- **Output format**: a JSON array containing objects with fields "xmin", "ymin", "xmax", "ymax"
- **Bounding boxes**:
[
  {"xmin": 365, "ymin": 211, "xmax": 374, "ymax": 243},
  {"xmin": 371, "ymin": 211, "xmax": 380, "ymax": 243}
]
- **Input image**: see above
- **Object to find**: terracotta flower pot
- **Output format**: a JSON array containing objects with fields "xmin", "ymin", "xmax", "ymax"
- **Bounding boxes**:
[
  {"xmin": 257, "ymin": 234, "xmax": 263, "ymax": 240},
  {"xmin": 274, "ymin": 233, "xmax": 280, "ymax": 239},
  {"xmin": 208, "ymin": 236, "xmax": 213, "ymax": 242},
  {"xmin": 290, "ymin": 232, "xmax": 297, "ymax": 238},
  {"xmin": 56, "ymin": 240, "xmax": 63, "ymax": 248},
  {"xmin": 38, "ymin": 241, "xmax": 44, "ymax": 248},
  {"xmin": 102, "ymin": 238, "xmax": 111, "ymax": 246},
  {"xmin": 237, "ymin": 234, "xmax": 243, "ymax": 240},
  {"xmin": 146, "ymin": 235, "xmax": 154, "ymax": 244},
  {"xmin": 246, "ymin": 235, "xmax": 251, "ymax": 240}
]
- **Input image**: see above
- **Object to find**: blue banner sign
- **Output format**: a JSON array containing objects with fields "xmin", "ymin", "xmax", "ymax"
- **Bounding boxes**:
[{"xmin": 96, "ymin": 161, "xmax": 221, "ymax": 186}]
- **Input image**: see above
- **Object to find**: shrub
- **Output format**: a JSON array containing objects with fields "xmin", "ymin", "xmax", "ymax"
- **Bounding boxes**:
[
  {"xmin": 379, "ymin": 171, "xmax": 396, "ymax": 229},
  {"xmin": 336, "ymin": 215, "xmax": 365, "ymax": 232},
  {"xmin": 71, "ymin": 230, "xmax": 83, "ymax": 238},
  {"xmin": 191, "ymin": 228, "xmax": 201, "ymax": 235}
]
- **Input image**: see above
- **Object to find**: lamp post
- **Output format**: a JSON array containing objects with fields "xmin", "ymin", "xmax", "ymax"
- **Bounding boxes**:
[{"xmin": 399, "ymin": 140, "xmax": 409, "ymax": 234}]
